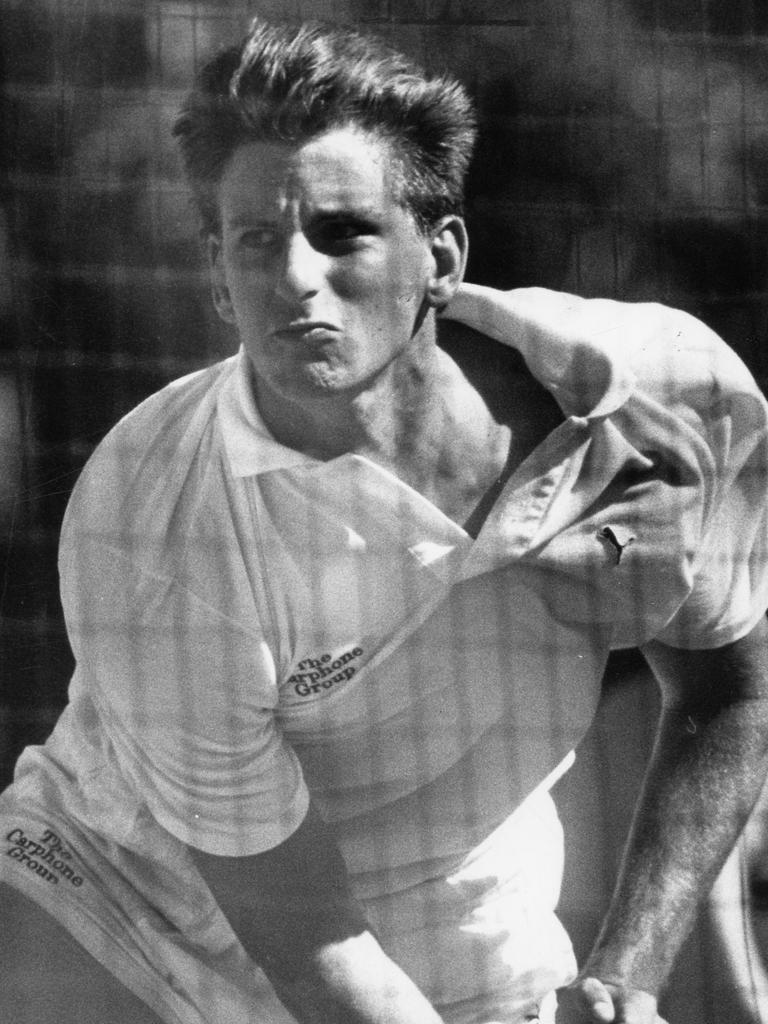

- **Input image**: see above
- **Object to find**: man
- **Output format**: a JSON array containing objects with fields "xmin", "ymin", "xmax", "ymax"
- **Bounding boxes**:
[{"xmin": 2, "ymin": 18, "xmax": 768, "ymax": 1024}]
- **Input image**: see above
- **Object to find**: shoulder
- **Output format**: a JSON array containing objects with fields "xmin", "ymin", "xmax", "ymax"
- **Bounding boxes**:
[
  {"xmin": 444, "ymin": 283, "xmax": 765, "ymax": 424},
  {"xmin": 62, "ymin": 356, "xmax": 237, "ymax": 546},
  {"xmin": 103, "ymin": 356, "xmax": 235, "ymax": 456}
]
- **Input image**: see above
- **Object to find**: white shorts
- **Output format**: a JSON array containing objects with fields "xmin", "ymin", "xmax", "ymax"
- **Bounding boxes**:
[
  {"xmin": 0, "ymin": 768, "xmax": 570, "ymax": 1024},
  {"xmin": 0, "ymin": 783, "xmax": 295, "ymax": 1024}
]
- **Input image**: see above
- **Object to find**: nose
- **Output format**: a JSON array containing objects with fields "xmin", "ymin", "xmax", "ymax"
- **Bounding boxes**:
[{"xmin": 275, "ymin": 230, "xmax": 323, "ymax": 303}]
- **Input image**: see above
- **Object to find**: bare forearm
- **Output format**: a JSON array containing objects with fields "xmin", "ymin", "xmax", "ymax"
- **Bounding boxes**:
[
  {"xmin": 221, "ymin": 896, "xmax": 444, "ymax": 1023},
  {"xmin": 266, "ymin": 931, "xmax": 444, "ymax": 1024},
  {"xmin": 583, "ymin": 690, "xmax": 768, "ymax": 995},
  {"xmin": 188, "ymin": 805, "xmax": 444, "ymax": 1024}
]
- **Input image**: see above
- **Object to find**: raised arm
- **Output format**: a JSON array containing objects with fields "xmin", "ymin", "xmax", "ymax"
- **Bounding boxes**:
[
  {"xmin": 558, "ymin": 616, "xmax": 768, "ymax": 1023},
  {"xmin": 188, "ymin": 800, "xmax": 445, "ymax": 1024}
]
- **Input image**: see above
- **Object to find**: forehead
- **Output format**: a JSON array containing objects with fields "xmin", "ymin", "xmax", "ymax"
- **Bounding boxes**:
[{"xmin": 217, "ymin": 127, "xmax": 403, "ymax": 218}]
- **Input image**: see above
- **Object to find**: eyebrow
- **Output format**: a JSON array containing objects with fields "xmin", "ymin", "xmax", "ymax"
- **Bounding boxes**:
[
  {"xmin": 226, "ymin": 202, "xmax": 385, "ymax": 227},
  {"xmin": 310, "ymin": 203, "xmax": 381, "ymax": 217}
]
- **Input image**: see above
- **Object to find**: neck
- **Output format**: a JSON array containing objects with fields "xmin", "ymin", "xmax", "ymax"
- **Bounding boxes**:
[
  {"xmin": 251, "ymin": 329, "xmax": 516, "ymax": 532},
  {"xmin": 253, "ymin": 331, "xmax": 451, "ymax": 467}
]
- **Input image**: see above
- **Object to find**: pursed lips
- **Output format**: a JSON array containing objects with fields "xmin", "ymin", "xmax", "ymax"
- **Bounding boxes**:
[{"xmin": 271, "ymin": 321, "xmax": 340, "ymax": 343}]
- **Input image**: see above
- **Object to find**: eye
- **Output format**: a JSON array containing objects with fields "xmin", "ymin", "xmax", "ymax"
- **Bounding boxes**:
[
  {"xmin": 237, "ymin": 226, "xmax": 279, "ymax": 251},
  {"xmin": 310, "ymin": 217, "xmax": 375, "ymax": 253}
]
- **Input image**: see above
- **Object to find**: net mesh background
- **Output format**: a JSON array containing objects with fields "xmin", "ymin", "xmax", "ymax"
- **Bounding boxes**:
[{"xmin": 1, "ymin": 1, "xmax": 768, "ymax": 1020}]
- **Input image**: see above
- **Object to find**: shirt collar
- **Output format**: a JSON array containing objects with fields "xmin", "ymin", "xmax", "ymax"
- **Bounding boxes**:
[{"xmin": 217, "ymin": 348, "xmax": 320, "ymax": 477}]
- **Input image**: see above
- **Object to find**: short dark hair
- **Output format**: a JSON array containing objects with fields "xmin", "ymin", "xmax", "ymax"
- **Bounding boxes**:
[{"xmin": 173, "ymin": 18, "xmax": 477, "ymax": 235}]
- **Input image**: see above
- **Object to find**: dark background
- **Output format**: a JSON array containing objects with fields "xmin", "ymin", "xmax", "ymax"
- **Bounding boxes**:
[{"xmin": 1, "ymin": 2, "xmax": 767, "ymax": 1019}]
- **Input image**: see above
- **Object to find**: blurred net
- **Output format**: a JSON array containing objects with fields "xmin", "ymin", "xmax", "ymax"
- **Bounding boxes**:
[{"xmin": 1, "ymin": 2, "xmax": 767, "ymax": 1020}]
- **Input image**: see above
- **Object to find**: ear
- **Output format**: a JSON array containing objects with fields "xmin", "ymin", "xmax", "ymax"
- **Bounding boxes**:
[
  {"xmin": 425, "ymin": 215, "xmax": 468, "ymax": 309},
  {"xmin": 207, "ymin": 235, "xmax": 237, "ymax": 325}
]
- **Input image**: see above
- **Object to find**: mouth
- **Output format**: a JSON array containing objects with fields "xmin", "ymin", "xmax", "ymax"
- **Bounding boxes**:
[{"xmin": 271, "ymin": 321, "xmax": 340, "ymax": 344}]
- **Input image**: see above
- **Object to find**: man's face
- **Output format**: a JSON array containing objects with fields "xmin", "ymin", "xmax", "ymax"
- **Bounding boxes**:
[{"xmin": 210, "ymin": 127, "xmax": 436, "ymax": 407}]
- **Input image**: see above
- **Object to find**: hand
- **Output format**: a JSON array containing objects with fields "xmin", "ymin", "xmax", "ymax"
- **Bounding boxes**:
[{"xmin": 554, "ymin": 978, "xmax": 668, "ymax": 1024}]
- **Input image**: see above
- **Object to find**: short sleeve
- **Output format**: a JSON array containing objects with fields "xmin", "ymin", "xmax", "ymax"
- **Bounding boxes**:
[
  {"xmin": 654, "ymin": 354, "xmax": 768, "ymax": 650},
  {"xmin": 59, "ymin": 528, "xmax": 310, "ymax": 859}
]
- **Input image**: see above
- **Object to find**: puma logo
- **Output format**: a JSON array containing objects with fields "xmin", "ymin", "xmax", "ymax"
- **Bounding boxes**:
[{"xmin": 599, "ymin": 525, "xmax": 636, "ymax": 565}]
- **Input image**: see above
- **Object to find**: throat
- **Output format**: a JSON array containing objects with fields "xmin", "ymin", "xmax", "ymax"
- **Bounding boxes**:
[
  {"xmin": 461, "ymin": 449, "xmax": 515, "ymax": 538},
  {"xmin": 382, "ymin": 415, "xmax": 515, "ymax": 538},
  {"xmin": 252, "ymin": 336, "xmax": 443, "ymax": 463}
]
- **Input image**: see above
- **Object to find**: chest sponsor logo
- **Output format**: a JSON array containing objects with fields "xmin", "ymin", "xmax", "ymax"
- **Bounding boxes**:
[
  {"xmin": 5, "ymin": 827, "xmax": 85, "ymax": 887},
  {"xmin": 288, "ymin": 645, "xmax": 364, "ymax": 698}
]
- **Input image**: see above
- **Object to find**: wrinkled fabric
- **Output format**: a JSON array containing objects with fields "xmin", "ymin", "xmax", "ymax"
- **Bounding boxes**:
[{"xmin": 4, "ymin": 285, "xmax": 768, "ymax": 1023}]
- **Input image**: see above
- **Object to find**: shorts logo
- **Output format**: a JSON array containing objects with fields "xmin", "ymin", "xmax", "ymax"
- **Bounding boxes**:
[
  {"xmin": 5, "ymin": 827, "xmax": 84, "ymax": 887},
  {"xmin": 289, "ymin": 646, "xmax": 364, "ymax": 697}
]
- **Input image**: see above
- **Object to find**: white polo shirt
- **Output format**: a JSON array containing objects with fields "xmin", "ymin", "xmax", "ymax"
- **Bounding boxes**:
[{"xmin": 17, "ymin": 284, "xmax": 768, "ymax": 1018}]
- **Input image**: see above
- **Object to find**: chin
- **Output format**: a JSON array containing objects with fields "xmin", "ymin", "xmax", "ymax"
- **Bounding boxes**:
[{"xmin": 284, "ymin": 367, "xmax": 357, "ymax": 398}]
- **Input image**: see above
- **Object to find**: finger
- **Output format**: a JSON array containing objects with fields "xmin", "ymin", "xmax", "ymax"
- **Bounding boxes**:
[
  {"xmin": 555, "ymin": 979, "xmax": 616, "ymax": 1023},
  {"xmin": 579, "ymin": 977, "xmax": 615, "ymax": 1022}
]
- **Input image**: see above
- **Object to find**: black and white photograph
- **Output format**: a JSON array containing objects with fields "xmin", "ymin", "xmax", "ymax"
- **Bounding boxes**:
[{"xmin": 2, "ymin": 2, "xmax": 768, "ymax": 1022}]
